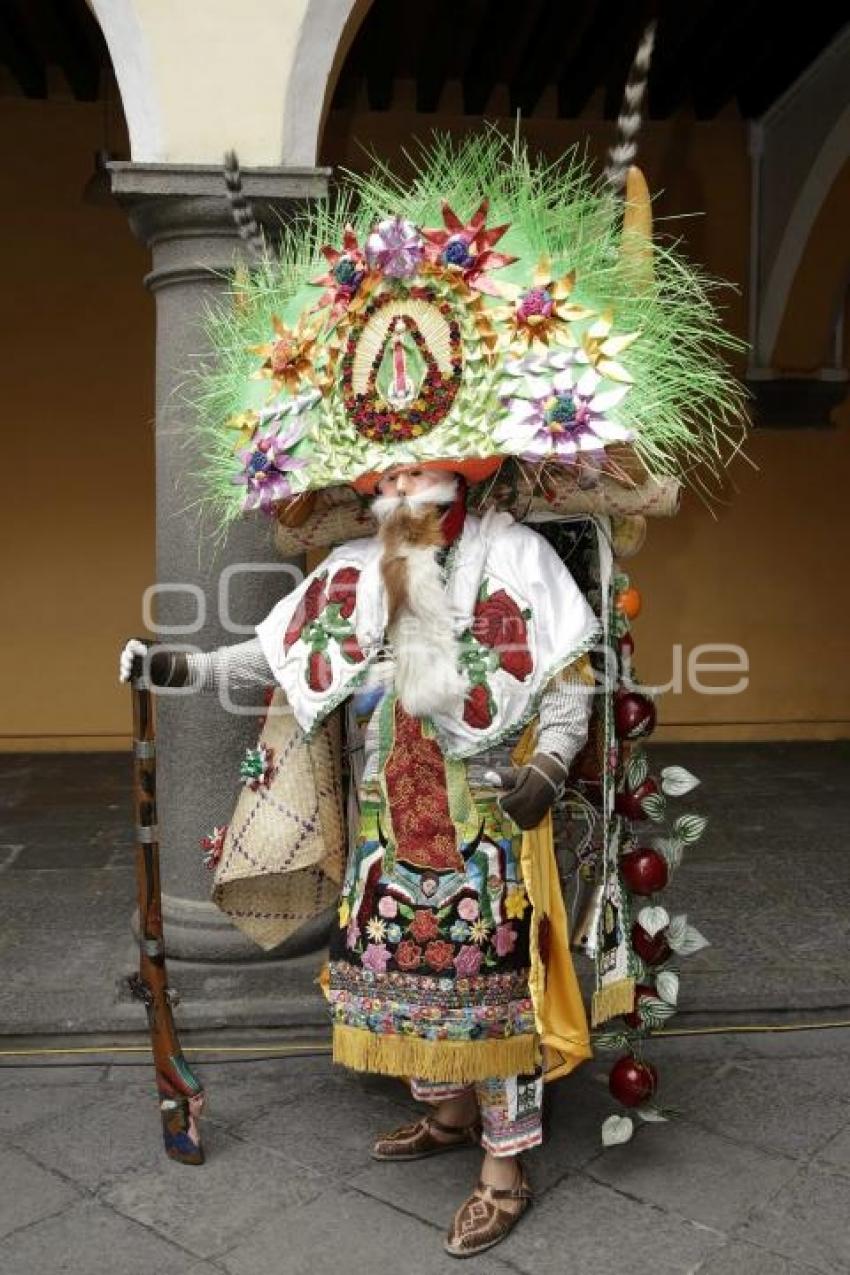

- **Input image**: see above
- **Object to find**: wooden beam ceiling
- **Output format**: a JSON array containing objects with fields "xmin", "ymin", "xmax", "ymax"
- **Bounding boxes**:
[
  {"xmin": 0, "ymin": 0, "xmax": 846, "ymax": 128},
  {"xmin": 0, "ymin": 4, "xmax": 47, "ymax": 97}
]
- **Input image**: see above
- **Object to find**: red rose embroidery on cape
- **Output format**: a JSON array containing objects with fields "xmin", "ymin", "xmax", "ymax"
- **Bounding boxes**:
[
  {"xmin": 307, "ymin": 650, "xmax": 333, "ymax": 692},
  {"xmin": 327, "ymin": 567, "xmax": 360, "ymax": 619},
  {"xmin": 340, "ymin": 634, "xmax": 365, "ymax": 664},
  {"xmin": 463, "ymin": 683, "xmax": 494, "ymax": 730},
  {"xmin": 472, "ymin": 588, "xmax": 533, "ymax": 681},
  {"xmin": 284, "ymin": 575, "xmax": 328, "ymax": 651}
]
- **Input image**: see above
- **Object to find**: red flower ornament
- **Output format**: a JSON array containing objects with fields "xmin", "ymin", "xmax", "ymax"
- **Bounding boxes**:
[
  {"xmin": 422, "ymin": 199, "xmax": 517, "ymax": 296},
  {"xmin": 199, "ymin": 825, "xmax": 228, "ymax": 871},
  {"xmin": 310, "ymin": 224, "xmax": 369, "ymax": 320}
]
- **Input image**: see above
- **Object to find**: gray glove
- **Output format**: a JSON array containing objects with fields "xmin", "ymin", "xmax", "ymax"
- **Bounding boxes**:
[{"xmin": 486, "ymin": 753, "xmax": 567, "ymax": 830}]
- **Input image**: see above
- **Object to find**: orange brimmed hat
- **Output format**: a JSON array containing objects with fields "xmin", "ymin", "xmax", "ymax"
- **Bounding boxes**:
[{"xmin": 352, "ymin": 457, "xmax": 503, "ymax": 496}]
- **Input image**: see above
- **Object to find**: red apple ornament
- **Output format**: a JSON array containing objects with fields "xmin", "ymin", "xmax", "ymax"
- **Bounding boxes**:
[
  {"xmin": 615, "ymin": 775, "xmax": 659, "ymax": 820},
  {"xmin": 631, "ymin": 921, "xmax": 672, "ymax": 965},
  {"xmin": 609, "ymin": 1054, "xmax": 659, "ymax": 1107},
  {"xmin": 622, "ymin": 983, "xmax": 657, "ymax": 1028},
  {"xmin": 620, "ymin": 848, "xmax": 669, "ymax": 895},
  {"xmin": 614, "ymin": 690, "xmax": 657, "ymax": 740}
]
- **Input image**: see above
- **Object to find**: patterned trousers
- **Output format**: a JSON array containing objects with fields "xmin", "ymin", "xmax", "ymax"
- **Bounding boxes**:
[{"xmin": 410, "ymin": 1071, "xmax": 543, "ymax": 1157}]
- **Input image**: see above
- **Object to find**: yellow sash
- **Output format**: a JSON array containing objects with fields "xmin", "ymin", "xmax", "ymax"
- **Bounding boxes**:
[{"xmin": 513, "ymin": 724, "xmax": 593, "ymax": 1082}]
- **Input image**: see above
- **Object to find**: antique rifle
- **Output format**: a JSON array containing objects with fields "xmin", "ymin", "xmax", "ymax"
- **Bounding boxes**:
[{"xmin": 128, "ymin": 672, "xmax": 206, "ymax": 1164}]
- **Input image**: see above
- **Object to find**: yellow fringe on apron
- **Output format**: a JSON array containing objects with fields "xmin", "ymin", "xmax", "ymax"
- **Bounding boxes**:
[{"xmin": 332, "ymin": 1023, "xmax": 539, "ymax": 1083}]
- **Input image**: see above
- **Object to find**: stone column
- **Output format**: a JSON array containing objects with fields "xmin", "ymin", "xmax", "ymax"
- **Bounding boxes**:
[{"xmin": 110, "ymin": 163, "xmax": 332, "ymax": 1027}]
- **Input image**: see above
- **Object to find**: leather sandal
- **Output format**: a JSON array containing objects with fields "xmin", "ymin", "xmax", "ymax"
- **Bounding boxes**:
[
  {"xmin": 370, "ymin": 1114, "xmax": 481, "ymax": 1161},
  {"xmin": 445, "ymin": 1161, "xmax": 533, "ymax": 1257}
]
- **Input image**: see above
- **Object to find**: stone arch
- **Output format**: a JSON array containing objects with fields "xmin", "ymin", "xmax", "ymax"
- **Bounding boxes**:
[
  {"xmin": 282, "ymin": 0, "xmax": 374, "ymax": 166},
  {"xmin": 89, "ymin": 0, "xmax": 372, "ymax": 165},
  {"xmin": 88, "ymin": 0, "xmax": 162, "ymax": 160},
  {"xmin": 760, "ymin": 103, "xmax": 850, "ymax": 368},
  {"xmin": 772, "ymin": 157, "xmax": 850, "ymax": 370}
]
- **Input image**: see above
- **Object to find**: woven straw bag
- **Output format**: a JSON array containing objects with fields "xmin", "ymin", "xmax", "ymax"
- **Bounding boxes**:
[{"xmin": 212, "ymin": 689, "xmax": 346, "ymax": 950}]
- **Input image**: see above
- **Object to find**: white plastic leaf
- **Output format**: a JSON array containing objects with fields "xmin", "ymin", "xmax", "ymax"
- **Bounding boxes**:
[
  {"xmin": 661, "ymin": 766, "xmax": 701, "ymax": 797},
  {"xmin": 656, "ymin": 970, "xmax": 679, "ymax": 1005},
  {"xmin": 627, "ymin": 752, "xmax": 650, "ymax": 790},
  {"xmin": 674, "ymin": 814, "xmax": 708, "ymax": 845},
  {"xmin": 675, "ymin": 924, "xmax": 711, "ymax": 956},
  {"xmin": 653, "ymin": 836, "xmax": 684, "ymax": 871},
  {"xmin": 601, "ymin": 1114, "xmax": 634, "ymax": 1146},
  {"xmin": 666, "ymin": 913, "xmax": 689, "ymax": 950},
  {"xmin": 641, "ymin": 793, "xmax": 667, "ymax": 822},
  {"xmin": 635, "ymin": 1104, "xmax": 669, "ymax": 1123},
  {"xmin": 637, "ymin": 905, "xmax": 670, "ymax": 938}
]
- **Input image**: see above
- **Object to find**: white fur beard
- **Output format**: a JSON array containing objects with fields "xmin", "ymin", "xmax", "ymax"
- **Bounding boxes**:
[
  {"xmin": 371, "ymin": 477, "xmax": 459, "ymax": 523},
  {"xmin": 387, "ymin": 542, "xmax": 465, "ymax": 719}
]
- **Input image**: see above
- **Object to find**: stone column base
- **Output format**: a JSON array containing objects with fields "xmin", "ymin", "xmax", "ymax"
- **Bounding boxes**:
[
  {"xmin": 157, "ymin": 895, "xmax": 335, "ymax": 962},
  {"xmin": 115, "ymin": 939, "xmax": 332, "ymax": 1034}
]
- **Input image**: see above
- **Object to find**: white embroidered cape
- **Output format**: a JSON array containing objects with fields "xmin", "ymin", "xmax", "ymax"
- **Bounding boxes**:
[{"xmin": 255, "ymin": 511, "xmax": 601, "ymax": 758}]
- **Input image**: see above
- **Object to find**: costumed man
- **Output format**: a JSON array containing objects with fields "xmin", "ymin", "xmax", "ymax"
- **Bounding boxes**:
[
  {"xmin": 121, "ymin": 455, "xmax": 600, "ymax": 1256},
  {"xmin": 120, "ymin": 107, "xmax": 745, "ymax": 1254}
]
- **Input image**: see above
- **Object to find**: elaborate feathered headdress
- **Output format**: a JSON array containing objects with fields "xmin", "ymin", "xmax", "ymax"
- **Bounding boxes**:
[{"xmin": 196, "ymin": 71, "xmax": 745, "ymax": 532}]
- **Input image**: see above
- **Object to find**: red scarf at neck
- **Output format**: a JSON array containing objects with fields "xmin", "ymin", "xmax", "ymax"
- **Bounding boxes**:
[{"xmin": 439, "ymin": 479, "xmax": 467, "ymax": 547}]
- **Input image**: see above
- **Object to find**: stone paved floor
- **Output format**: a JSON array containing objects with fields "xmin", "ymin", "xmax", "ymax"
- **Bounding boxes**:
[
  {"xmin": 0, "ymin": 743, "xmax": 849, "ymax": 1272},
  {"xmin": 1, "ymin": 1026, "xmax": 850, "ymax": 1274}
]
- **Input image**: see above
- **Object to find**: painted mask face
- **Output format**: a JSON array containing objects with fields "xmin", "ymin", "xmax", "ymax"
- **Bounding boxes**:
[{"xmin": 375, "ymin": 465, "xmax": 456, "ymax": 499}]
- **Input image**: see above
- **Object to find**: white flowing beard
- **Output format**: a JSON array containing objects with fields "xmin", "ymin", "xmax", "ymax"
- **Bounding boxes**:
[
  {"xmin": 371, "ymin": 477, "xmax": 459, "ymax": 524},
  {"xmin": 372, "ymin": 480, "xmax": 465, "ymax": 718}
]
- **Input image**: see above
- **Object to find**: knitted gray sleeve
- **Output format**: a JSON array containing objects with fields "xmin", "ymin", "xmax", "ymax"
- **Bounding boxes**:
[
  {"xmin": 536, "ymin": 668, "xmax": 593, "ymax": 770},
  {"xmin": 185, "ymin": 641, "xmax": 590, "ymax": 768},
  {"xmin": 186, "ymin": 638, "xmax": 274, "ymax": 692}
]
